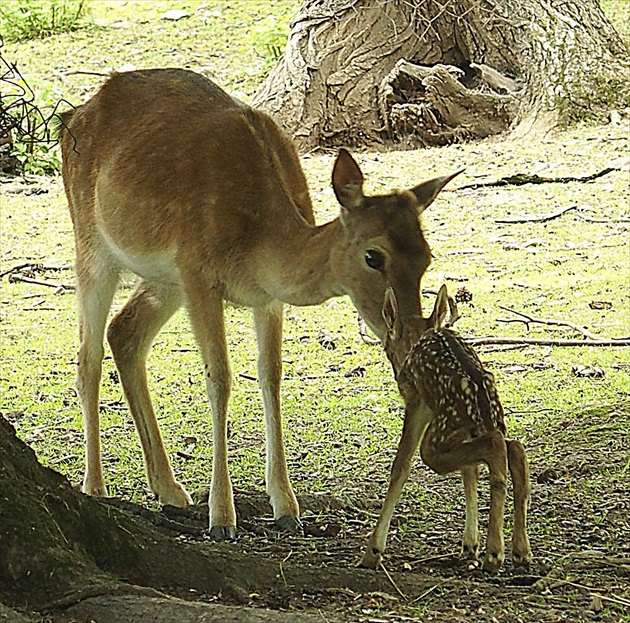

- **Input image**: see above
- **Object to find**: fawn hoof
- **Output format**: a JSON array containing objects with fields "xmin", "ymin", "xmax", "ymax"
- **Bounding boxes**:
[
  {"xmin": 512, "ymin": 538, "xmax": 532, "ymax": 569},
  {"xmin": 482, "ymin": 551, "xmax": 504, "ymax": 572},
  {"xmin": 274, "ymin": 515, "xmax": 303, "ymax": 533},
  {"xmin": 360, "ymin": 548, "xmax": 382, "ymax": 569},
  {"xmin": 209, "ymin": 525, "xmax": 237, "ymax": 541}
]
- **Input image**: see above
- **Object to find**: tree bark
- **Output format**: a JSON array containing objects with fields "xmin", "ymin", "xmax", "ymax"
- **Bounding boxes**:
[{"xmin": 252, "ymin": 0, "xmax": 630, "ymax": 152}]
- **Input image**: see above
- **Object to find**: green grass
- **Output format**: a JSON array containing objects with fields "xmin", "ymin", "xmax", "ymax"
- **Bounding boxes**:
[
  {"xmin": 1, "ymin": 0, "xmax": 628, "ymax": 505},
  {"xmin": 1, "ymin": 122, "xmax": 628, "ymax": 504}
]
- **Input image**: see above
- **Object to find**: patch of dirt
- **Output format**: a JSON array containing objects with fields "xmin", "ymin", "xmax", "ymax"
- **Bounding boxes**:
[{"xmin": 107, "ymin": 402, "xmax": 629, "ymax": 622}]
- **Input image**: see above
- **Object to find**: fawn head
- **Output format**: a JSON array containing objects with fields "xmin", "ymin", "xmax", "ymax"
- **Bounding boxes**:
[
  {"xmin": 382, "ymin": 284, "xmax": 450, "ymax": 372},
  {"xmin": 331, "ymin": 149, "xmax": 460, "ymax": 340}
]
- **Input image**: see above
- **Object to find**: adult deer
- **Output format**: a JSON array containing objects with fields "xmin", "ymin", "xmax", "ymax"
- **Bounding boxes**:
[
  {"xmin": 59, "ymin": 68, "xmax": 460, "ymax": 539},
  {"xmin": 361, "ymin": 286, "xmax": 531, "ymax": 570}
]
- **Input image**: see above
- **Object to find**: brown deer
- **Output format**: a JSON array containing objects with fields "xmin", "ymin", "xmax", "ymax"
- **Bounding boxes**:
[
  {"xmin": 361, "ymin": 285, "xmax": 531, "ymax": 571},
  {"xmin": 59, "ymin": 68, "xmax": 460, "ymax": 539}
]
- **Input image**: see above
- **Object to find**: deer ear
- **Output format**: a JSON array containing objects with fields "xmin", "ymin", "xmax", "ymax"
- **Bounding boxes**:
[
  {"xmin": 410, "ymin": 169, "xmax": 464, "ymax": 214},
  {"xmin": 332, "ymin": 148, "xmax": 365, "ymax": 210},
  {"xmin": 427, "ymin": 284, "xmax": 449, "ymax": 329},
  {"xmin": 382, "ymin": 287, "xmax": 403, "ymax": 340}
]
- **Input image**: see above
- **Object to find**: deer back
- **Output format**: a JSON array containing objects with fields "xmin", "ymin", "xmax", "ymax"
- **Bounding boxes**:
[{"xmin": 400, "ymin": 328, "xmax": 507, "ymax": 447}]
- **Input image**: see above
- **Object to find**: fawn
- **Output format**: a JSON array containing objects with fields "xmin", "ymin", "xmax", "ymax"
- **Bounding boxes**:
[
  {"xmin": 361, "ymin": 285, "xmax": 532, "ymax": 571},
  {"xmin": 58, "ymin": 68, "xmax": 460, "ymax": 538}
]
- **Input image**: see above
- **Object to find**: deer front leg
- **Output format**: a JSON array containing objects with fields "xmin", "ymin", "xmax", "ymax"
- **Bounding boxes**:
[
  {"xmin": 186, "ymin": 282, "xmax": 236, "ymax": 539},
  {"xmin": 254, "ymin": 303, "xmax": 300, "ymax": 532},
  {"xmin": 460, "ymin": 464, "xmax": 480, "ymax": 561},
  {"xmin": 507, "ymin": 439, "xmax": 532, "ymax": 566},
  {"xmin": 361, "ymin": 402, "xmax": 432, "ymax": 568}
]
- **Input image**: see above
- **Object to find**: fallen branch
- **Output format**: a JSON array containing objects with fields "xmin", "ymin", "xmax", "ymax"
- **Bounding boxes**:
[
  {"xmin": 497, "ymin": 305, "xmax": 601, "ymax": 340},
  {"xmin": 495, "ymin": 204, "xmax": 577, "ymax": 224},
  {"xmin": 460, "ymin": 167, "xmax": 617, "ymax": 190},
  {"xmin": 0, "ymin": 262, "xmax": 72, "ymax": 279},
  {"xmin": 468, "ymin": 337, "xmax": 630, "ymax": 347},
  {"xmin": 576, "ymin": 213, "xmax": 630, "ymax": 224},
  {"xmin": 7, "ymin": 274, "xmax": 74, "ymax": 290}
]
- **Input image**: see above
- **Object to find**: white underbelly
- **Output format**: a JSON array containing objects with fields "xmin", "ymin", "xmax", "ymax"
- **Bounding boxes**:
[{"xmin": 100, "ymin": 228, "xmax": 182, "ymax": 286}]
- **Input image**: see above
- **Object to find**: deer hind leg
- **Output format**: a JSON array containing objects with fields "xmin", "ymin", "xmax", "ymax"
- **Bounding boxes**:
[
  {"xmin": 422, "ymin": 429, "xmax": 508, "ymax": 571},
  {"xmin": 460, "ymin": 464, "xmax": 480, "ymax": 561},
  {"xmin": 507, "ymin": 439, "xmax": 532, "ymax": 566},
  {"xmin": 254, "ymin": 302, "xmax": 300, "ymax": 531},
  {"xmin": 361, "ymin": 402, "xmax": 432, "ymax": 569},
  {"xmin": 75, "ymin": 250, "xmax": 119, "ymax": 498},
  {"xmin": 107, "ymin": 280, "xmax": 191, "ymax": 507}
]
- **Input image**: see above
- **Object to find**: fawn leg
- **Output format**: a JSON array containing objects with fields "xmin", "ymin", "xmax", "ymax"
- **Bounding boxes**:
[
  {"xmin": 361, "ymin": 402, "xmax": 432, "ymax": 568},
  {"xmin": 507, "ymin": 439, "xmax": 532, "ymax": 566},
  {"xmin": 423, "ymin": 429, "xmax": 508, "ymax": 571},
  {"xmin": 461, "ymin": 464, "xmax": 480, "ymax": 560}
]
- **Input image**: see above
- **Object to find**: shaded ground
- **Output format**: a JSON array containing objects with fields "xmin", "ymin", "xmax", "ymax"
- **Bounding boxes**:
[
  {"xmin": 5, "ymin": 402, "xmax": 623, "ymax": 623},
  {"xmin": 149, "ymin": 402, "xmax": 630, "ymax": 621}
]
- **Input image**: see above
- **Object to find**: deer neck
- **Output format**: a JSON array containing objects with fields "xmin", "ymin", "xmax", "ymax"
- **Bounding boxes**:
[{"xmin": 260, "ymin": 217, "xmax": 347, "ymax": 307}]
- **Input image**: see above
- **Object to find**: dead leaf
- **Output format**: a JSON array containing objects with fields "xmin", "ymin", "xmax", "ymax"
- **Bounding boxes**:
[
  {"xmin": 571, "ymin": 365, "xmax": 605, "ymax": 378},
  {"xmin": 589, "ymin": 300, "xmax": 612, "ymax": 310},
  {"xmin": 345, "ymin": 366, "xmax": 366, "ymax": 378},
  {"xmin": 161, "ymin": 10, "xmax": 191, "ymax": 20},
  {"xmin": 317, "ymin": 329, "xmax": 337, "ymax": 350}
]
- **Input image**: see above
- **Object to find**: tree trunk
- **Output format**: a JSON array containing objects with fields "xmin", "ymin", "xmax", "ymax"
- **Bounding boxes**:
[{"xmin": 252, "ymin": 0, "xmax": 630, "ymax": 152}]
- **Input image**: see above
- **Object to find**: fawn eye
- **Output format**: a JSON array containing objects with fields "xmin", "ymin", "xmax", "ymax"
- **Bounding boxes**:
[{"xmin": 365, "ymin": 249, "xmax": 385, "ymax": 271}]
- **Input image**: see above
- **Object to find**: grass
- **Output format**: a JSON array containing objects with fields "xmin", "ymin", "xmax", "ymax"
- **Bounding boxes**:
[{"xmin": 1, "ymin": 0, "xmax": 629, "ymax": 517}]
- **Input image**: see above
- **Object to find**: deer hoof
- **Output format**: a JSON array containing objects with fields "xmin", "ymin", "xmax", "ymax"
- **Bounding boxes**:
[
  {"xmin": 461, "ymin": 542, "xmax": 480, "ymax": 561},
  {"xmin": 209, "ymin": 525, "xmax": 237, "ymax": 541},
  {"xmin": 482, "ymin": 551, "xmax": 504, "ymax": 572},
  {"xmin": 359, "ymin": 548, "xmax": 382, "ymax": 569},
  {"xmin": 158, "ymin": 485, "xmax": 193, "ymax": 508},
  {"xmin": 274, "ymin": 515, "xmax": 303, "ymax": 533}
]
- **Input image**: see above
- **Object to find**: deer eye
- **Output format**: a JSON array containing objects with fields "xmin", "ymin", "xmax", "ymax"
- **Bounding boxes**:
[{"xmin": 365, "ymin": 249, "xmax": 385, "ymax": 271}]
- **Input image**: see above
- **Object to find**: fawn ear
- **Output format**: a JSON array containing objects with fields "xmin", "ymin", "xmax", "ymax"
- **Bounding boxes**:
[
  {"xmin": 382, "ymin": 287, "xmax": 403, "ymax": 341},
  {"xmin": 410, "ymin": 169, "xmax": 464, "ymax": 214},
  {"xmin": 332, "ymin": 149, "xmax": 365, "ymax": 210},
  {"xmin": 427, "ymin": 284, "xmax": 449, "ymax": 329}
]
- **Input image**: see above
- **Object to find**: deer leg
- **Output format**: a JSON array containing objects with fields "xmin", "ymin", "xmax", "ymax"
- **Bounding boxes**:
[
  {"xmin": 507, "ymin": 439, "xmax": 532, "ymax": 566},
  {"xmin": 254, "ymin": 302, "xmax": 300, "ymax": 532},
  {"xmin": 107, "ymin": 280, "xmax": 190, "ymax": 507},
  {"xmin": 422, "ymin": 429, "xmax": 508, "ymax": 571},
  {"xmin": 361, "ymin": 402, "xmax": 432, "ymax": 569},
  {"xmin": 185, "ymin": 284, "xmax": 235, "ymax": 539},
  {"xmin": 483, "ymin": 432, "xmax": 508, "ymax": 571},
  {"xmin": 75, "ymin": 252, "xmax": 119, "ymax": 498},
  {"xmin": 460, "ymin": 464, "xmax": 480, "ymax": 561}
]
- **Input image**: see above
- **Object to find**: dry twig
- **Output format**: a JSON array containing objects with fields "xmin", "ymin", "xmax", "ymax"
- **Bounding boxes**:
[{"xmin": 497, "ymin": 305, "xmax": 601, "ymax": 340}]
